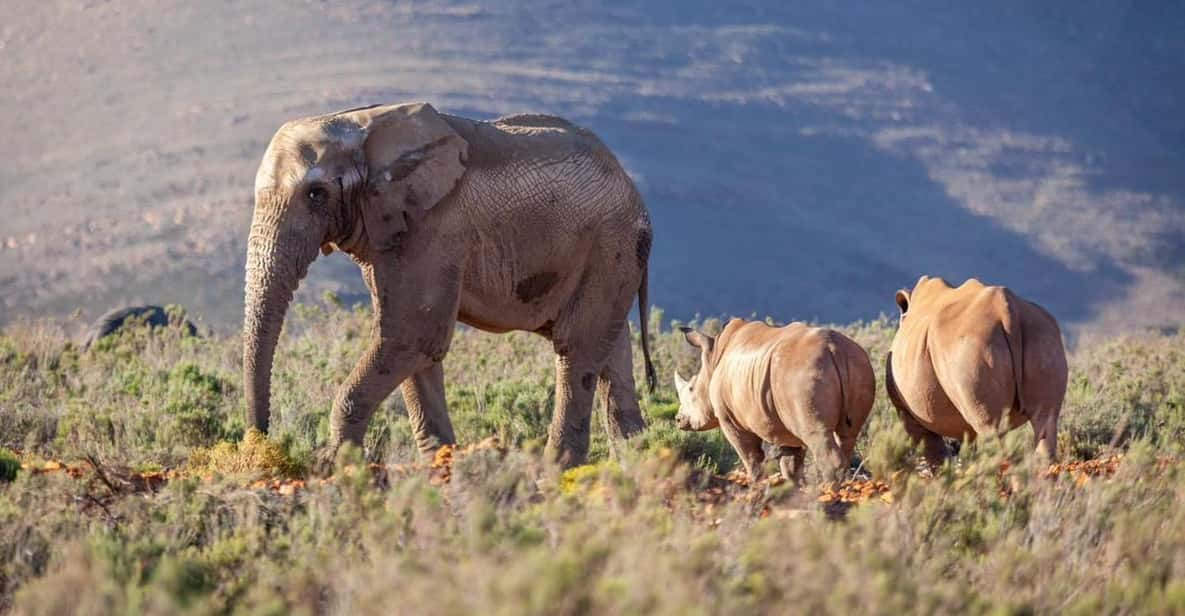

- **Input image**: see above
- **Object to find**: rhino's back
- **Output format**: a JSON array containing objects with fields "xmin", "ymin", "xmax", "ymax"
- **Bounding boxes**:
[{"xmin": 715, "ymin": 320, "xmax": 845, "ymax": 444}]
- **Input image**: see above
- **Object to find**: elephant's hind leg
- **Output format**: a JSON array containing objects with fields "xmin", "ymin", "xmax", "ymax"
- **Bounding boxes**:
[
  {"xmin": 401, "ymin": 361, "xmax": 456, "ymax": 455},
  {"xmin": 547, "ymin": 317, "xmax": 629, "ymax": 468},
  {"xmin": 549, "ymin": 351, "xmax": 605, "ymax": 468},
  {"xmin": 597, "ymin": 327, "xmax": 647, "ymax": 441}
]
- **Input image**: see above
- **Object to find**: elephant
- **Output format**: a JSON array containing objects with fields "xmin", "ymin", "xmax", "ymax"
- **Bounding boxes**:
[
  {"xmin": 81, "ymin": 305, "xmax": 198, "ymax": 350},
  {"xmin": 243, "ymin": 102, "xmax": 656, "ymax": 468},
  {"xmin": 673, "ymin": 319, "xmax": 875, "ymax": 484},
  {"xmin": 885, "ymin": 276, "xmax": 1067, "ymax": 466}
]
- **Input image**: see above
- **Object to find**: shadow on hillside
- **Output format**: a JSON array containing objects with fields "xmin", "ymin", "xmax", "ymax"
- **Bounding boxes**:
[
  {"xmin": 590, "ymin": 101, "xmax": 1131, "ymax": 326},
  {"xmin": 10, "ymin": 0, "xmax": 1175, "ymax": 334}
]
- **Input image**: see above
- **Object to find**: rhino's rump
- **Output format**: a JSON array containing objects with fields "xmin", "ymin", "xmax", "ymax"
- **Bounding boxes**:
[{"xmin": 714, "ymin": 323, "xmax": 846, "ymax": 446}]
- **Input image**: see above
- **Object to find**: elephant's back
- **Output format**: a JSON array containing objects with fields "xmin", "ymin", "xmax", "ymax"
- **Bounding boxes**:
[
  {"xmin": 446, "ymin": 114, "xmax": 645, "ymax": 230},
  {"xmin": 442, "ymin": 114, "xmax": 650, "ymax": 335}
]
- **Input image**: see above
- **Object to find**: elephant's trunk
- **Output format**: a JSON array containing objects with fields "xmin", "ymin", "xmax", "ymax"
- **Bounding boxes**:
[{"xmin": 242, "ymin": 203, "xmax": 318, "ymax": 434}]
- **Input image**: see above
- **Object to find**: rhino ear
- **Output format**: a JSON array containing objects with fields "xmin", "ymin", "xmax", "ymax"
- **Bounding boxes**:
[
  {"xmin": 679, "ymin": 326, "xmax": 714, "ymax": 352},
  {"xmin": 895, "ymin": 289, "xmax": 911, "ymax": 315}
]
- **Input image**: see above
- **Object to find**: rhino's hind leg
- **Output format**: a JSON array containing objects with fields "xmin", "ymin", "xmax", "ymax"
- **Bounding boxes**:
[
  {"xmin": 897, "ymin": 410, "xmax": 948, "ymax": 470},
  {"xmin": 776, "ymin": 446, "xmax": 806, "ymax": 485},
  {"xmin": 803, "ymin": 431, "xmax": 846, "ymax": 485},
  {"xmin": 885, "ymin": 351, "xmax": 947, "ymax": 470},
  {"xmin": 1030, "ymin": 408, "xmax": 1059, "ymax": 461}
]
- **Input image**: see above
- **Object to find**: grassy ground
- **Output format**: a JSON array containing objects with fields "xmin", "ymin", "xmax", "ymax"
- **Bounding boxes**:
[{"xmin": 1, "ymin": 302, "xmax": 1184, "ymax": 615}]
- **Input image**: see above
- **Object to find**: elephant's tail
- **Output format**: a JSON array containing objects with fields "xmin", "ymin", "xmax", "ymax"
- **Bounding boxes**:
[{"xmin": 637, "ymin": 266, "xmax": 658, "ymax": 392}]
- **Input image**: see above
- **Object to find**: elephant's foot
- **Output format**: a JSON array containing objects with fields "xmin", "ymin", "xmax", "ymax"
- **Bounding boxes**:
[{"xmin": 312, "ymin": 443, "xmax": 342, "ymax": 477}]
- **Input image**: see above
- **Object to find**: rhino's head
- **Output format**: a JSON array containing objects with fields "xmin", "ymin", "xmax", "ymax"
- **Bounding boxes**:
[{"xmin": 673, "ymin": 327, "xmax": 719, "ymax": 432}]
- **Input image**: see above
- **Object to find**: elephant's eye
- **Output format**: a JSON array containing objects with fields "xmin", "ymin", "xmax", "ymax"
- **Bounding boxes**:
[{"xmin": 307, "ymin": 185, "xmax": 329, "ymax": 205}]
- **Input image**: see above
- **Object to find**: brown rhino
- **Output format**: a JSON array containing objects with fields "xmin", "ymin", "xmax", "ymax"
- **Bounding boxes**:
[
  {"xmin": 674, "ymin": 319, "xmax": 875, "ymax": 484},
  {"xmin": 886, "ymin": 276, "xmax": 1068, "ymax": 466}
]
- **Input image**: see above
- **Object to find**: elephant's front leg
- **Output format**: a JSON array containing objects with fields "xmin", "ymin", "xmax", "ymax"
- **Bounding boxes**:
[
  {"xmin": 401, "ymin": 361, "xmax": 456, "ymax": 455},
  {"xmin": 597, "ymin": 327, "xmax": 647, "ymax": 440},
  {"xmin": 330, "ymin": 260, "xmax": 461, "ymax": 454},
  {"xmin": 330, "ymin": 337, "xmax": 434, "ymax": 449}
]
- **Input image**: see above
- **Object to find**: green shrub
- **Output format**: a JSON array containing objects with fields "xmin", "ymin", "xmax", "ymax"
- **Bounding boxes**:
[
  {"xmin": 1061, "ymin": 334, "xmax": 1185, "ymax": 458},
  {"xmin": 3, "ymin": 308, "xmax": 1185, "ymax": 613},
  {"xmin": 0, "ymin": 449, "xmax": 19, "ymax": 482},
  {"xmin": 632, "ymin": 423, "xmax": 737, "ymax": 473},
  {"xmin": 864, "ymin": 419, "xmax": 916, "ymax": 480}
]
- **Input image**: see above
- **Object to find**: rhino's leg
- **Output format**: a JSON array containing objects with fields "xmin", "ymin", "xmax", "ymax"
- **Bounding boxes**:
[
  {"xmin": 803, "ymin": 431, "xmax": 846, "ymax": 485},
  {"xmin": 776, "ymin": 446, "xmax": 806, "ymax": 485},
  {"xmin": 1030, "ymin": 409, "xmax": 1059, "ymax": 462},
  {"xmin": 897, "ymin": 410, "xmax": 948, "ymax": 470},
  {"xmin": 886, "ymin": 351, "xmax": 948, "ymax": 470},
  {"xmin": 720, "ymin": 419, "xmax": 765, "ymax": 482}
]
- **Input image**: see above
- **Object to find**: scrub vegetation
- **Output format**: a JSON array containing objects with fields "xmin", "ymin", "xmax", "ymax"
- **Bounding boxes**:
[{"xmin": 1, "ymin": 302, "xmax": 1183, "ymax": 614}]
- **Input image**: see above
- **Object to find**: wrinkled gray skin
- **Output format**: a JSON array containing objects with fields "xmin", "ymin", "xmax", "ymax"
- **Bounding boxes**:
[
  {"xmin": 244, "ymin": 102, "xmax": 656, "ymax": 468},
  {"xmin": 81, "ymin": 305, "xmax": 198, "ymax": 350}
]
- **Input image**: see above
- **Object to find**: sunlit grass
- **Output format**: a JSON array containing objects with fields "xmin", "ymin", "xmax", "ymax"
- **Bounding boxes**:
[{"xmin": 1, "ymin": 304, "xmax": 1183, "ymax": 613}]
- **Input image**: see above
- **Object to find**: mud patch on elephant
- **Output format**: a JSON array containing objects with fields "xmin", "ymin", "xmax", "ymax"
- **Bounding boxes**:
[
  {"xmin": 515, "ymin": 272, "xmax": 559, "ymax": 303},
  {"xmin": 534, "ymin": 319, "xmax": 556, "ymax": 337}
]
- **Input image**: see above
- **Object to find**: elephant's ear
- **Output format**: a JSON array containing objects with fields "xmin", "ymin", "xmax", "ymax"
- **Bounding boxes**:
[
  {"xmin": 353, "ymin": 102, "xmax": 468, "ymax": 252},
  {"xmin": 895, "ymin": 289, "xmax": 911, "ymax": 315}
]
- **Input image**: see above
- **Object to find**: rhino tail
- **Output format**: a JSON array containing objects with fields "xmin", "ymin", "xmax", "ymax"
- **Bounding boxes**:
[
  {"xmin": 827, "ymin": 338, "xmax": 854, "ymax": 435},
  {"xmin": 1000, "ymin": 291, "xmax": 1026, "ymax": 422}
]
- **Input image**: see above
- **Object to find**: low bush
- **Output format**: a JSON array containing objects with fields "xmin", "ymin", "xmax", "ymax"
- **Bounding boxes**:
[{"xmin": 1, "ymin": 305, "xmax": 1183, "ymax": 613}]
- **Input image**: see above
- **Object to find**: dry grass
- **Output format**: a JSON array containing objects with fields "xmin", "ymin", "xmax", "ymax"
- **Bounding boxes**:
[{"xmin": 1, "ymin": 304, "xmax": 1184, "ymax": 614}]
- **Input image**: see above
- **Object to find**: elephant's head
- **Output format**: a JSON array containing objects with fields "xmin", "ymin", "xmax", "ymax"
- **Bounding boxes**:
[
  {"xmin": 673, "ymin": 327, "xmax": 720, "ymax": 432},
  {"xmin": 244, "ymin": 102, "xmax": 468, "ymax": 433}
]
